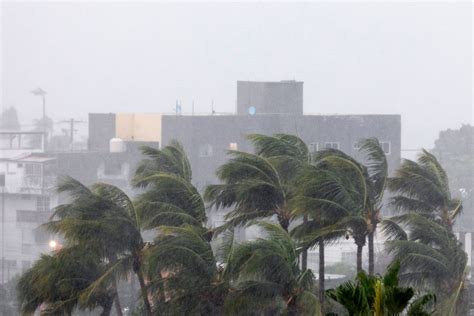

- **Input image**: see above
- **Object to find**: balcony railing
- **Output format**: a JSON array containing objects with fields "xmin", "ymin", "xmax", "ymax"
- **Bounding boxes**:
[{"xmin": 21, "ymin": 175, "xmax": 56, "ymax": 190}]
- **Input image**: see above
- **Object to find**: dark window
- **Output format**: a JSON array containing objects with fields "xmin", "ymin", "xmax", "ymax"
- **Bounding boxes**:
[
  {"xmin": 36, "ymin": 196, "xmax": 50, "ymax": 211},
  {"xmin": 380, "ymin": 141, "xmax": 391, "ymax": 155},
  {"xmin": 324, "ymin": 142, "xmax": 340, "ymax": 150}
]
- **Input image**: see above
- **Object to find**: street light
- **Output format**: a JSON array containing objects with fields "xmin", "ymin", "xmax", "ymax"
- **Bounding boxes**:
[
  {"xmin": 48, "ymin": 240, "xmax": 61, "ymax": 251},
  {"xmin": 31, "ymin": 88, "xmax": 47, "ymax": 141}
]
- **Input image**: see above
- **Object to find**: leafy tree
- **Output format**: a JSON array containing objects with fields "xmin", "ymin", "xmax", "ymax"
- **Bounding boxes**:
[{"xmin": 326, "ymin": 261, "xmax": 435, "ymax": 316}]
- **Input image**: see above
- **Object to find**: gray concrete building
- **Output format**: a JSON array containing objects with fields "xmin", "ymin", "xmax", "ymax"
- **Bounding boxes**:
[{"xmin": 86, "ymin": 81, "xmax": 401, "ymax": 231}]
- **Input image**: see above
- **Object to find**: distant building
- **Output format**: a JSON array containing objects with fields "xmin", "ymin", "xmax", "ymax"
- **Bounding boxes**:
[
  {"xmin": 87, "ymin": 80, "xmax": 402, "ymax": 231},
  {"xmin": 0, "ymin": 131, "xmax": 56, "ymax": 282}
]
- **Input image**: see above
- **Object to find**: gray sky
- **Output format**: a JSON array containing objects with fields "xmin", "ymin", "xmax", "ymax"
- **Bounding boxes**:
[{"xmin": 1, "ymin": 1, "xmax": 472, "ymax": 151}]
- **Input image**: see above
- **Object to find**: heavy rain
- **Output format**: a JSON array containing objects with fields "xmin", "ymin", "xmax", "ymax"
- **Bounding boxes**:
[{"xmin": 0, "ymin": 1, "xmax": 472, "ymax": 315}]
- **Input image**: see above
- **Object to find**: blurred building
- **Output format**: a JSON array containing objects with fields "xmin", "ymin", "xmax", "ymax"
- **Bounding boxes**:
[{"xmin": 0, "ymin": 131, "xmax": 57, "ymax": 282}]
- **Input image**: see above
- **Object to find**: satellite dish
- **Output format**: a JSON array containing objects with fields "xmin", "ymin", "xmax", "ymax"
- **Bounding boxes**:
[{"xmin": 248, "ymin": 106, "xmax": 256, "ymax": 115}]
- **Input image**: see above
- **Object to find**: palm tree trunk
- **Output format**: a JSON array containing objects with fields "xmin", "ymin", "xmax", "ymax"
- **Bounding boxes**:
[
  {"xmin": 368, "ymin": 230, "xmax": 374, "ymax": 275},
  {"xmin": 356, "ymin": 243, "xmax": 363, "ymax": 273},
  {"xmin": 301, "ymin": 215, "xmax": 308, "ymax": 270},
  {"xmin": 137, "ymin": 269, "xmax": 152, "ymax": 315},
  {"xmin": 112, "ymin": 278, "xmax": 124, "ymax": 316},
  {"xmin": 318, "ymin": 239, "xmax": 325, "ymax": 312},
  {"xmin": 100, "ymin": 298, "xmax": 114, "ymax": 316}
]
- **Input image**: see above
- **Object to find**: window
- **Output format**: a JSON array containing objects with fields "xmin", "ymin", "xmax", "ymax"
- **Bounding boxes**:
[
  {"xmin": 36, "ymin": 196, "xmax": 50, "ymax": 211},
  {"xmin": 380, "ymin": 141, "xmax": 391, "ymax": 155},
  {"xmin": 25, "ymin": 163, "xmax": 42, "ymax": 176},
  {"xmin": 229, "ymin": 142, "xmax": 238, "ymax": 150},
  {"xmin": 199, "ymin": 144, "xmax": 214, "ymax": 157},
  {"xmin": 324, "ymin": 142, "xmax": 340, "ymax": 150}
]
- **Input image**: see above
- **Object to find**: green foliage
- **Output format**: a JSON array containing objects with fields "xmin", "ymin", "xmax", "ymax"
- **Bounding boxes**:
[
  {"xmin": 17, "ymin": 246, "xmax": 114, "ymax": 315},
  {"xmin": 326, "ymin": 261, "xmax": 434, "ymax": 316}
]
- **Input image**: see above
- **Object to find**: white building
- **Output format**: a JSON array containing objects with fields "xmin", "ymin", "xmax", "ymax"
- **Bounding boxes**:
[{"xmin": 0, "ymin": 131, "xmax": 58, "ymax": 283}]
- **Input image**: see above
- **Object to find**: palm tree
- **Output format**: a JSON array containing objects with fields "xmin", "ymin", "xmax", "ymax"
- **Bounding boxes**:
[
  {"xmin": 144, "ymin": 224, "xmax": 229, "ymax": 314},
  {"xmin": 384, "ymin": 149, "xmax": 468, "ymax": 314},
  {"xmin": 133, "ymin": 141, "xmax": 207, "ymax": 229},
  {"xmin": 246, "ymin": 133, "xmax": 311, "ymax": 267},
  {"xmin": 45, "ymin": 177, "xmax": 152, "ymax": 315},
  {"xmin": 204, "ymin": 135, "xmax": 304, "ymax": 232},
  {"xmin": 387, "ymin": 149, "xmax": 462, "ymax": 231},
  {"xmin": 17, "ymin": 246, "xmax": 115, "ymax": 316},
  {"xmin": 292, "ymin": 164, "xmax": 360, "ymax": 309},
  {"xmin": 358, "ymin": 138, "xmax": 389, "ymax": 275},
  {"xmin": 382, "ymin": 213, "xmax": 468, "ymax": 315},
  {"xmin": 305, "ymin": 148, "xmax": 369, "ymax": 273},
  {"xmin": 225, "ymin": 222, "xmax": 319, "ymax": 316},
  {"xmin": 306, "ymin": 138, "xmax": 389, "ymax": 275},
  {"xmin": 326, "ymin": 261, "xmax": 436, "ymax": 316}
]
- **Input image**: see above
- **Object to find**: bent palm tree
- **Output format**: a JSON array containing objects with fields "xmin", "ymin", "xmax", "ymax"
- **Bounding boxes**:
[
  {"xmin": 133, "ymin": 141, "xmax": 207, "ymax": 229},
  {"xmin": 384, "ymin": 149, "xmax": 468, "ymax": 314},
  {"xmin": 45, "ymin": 177, "xmax": 152, "ymax": 315},
  {"xmin": 383, "ymin": 213, "xmax": 468, "ymax": 315},
  {"xmin": 387, "ymin": 149, "xmax": 462, "ymax": 231},
  {"xmin": 225, "ymin": 222, "xmax": 319, "ymax": 316},
  {"xmin": 144, "ymin": 224, "xmax": 229, "ymax": 314},
  {"xmin": 204, "ymin": 135, "xmax": 304, "ymax": 232},
  {"xmin": 17, "ymin": 246, "xmax": 115, "ymax": 316}
]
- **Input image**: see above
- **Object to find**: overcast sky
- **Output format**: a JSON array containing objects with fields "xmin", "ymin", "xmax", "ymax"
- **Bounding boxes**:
[{"xmin": 1, "ymin": 1, "xmax": 472, "ymax": 152}]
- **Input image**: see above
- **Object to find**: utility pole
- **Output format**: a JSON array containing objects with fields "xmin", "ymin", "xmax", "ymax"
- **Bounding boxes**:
[
  {"xmin": 0, "ymin": 174, "xmax": 5, "ymax": 286},
  {"xmin": 61, "ymin": 119, "xmax": 84, "ymax": 151}
]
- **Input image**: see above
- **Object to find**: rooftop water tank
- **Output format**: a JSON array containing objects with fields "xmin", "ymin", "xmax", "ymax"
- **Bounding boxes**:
[{"xmin": 109, "ymin": 138, "xmax": 126, "ymax": 153}]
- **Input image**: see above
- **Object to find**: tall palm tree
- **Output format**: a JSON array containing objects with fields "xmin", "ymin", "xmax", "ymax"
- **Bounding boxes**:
[
  {"xmin": 225, "ymin": 222, "xmax": 319, "ymax": 316},
  {"xmin": 45, "ymin": 177, "xmax": 152, "ymax": 315},
  {"xmin": 144, "ymin": 224, "xmax": 229, "ymax": 314},
  {"xmin": 247, "ymin": 133, "xmax": 311, "ymax": 267},
  {"xmin": 383, "ymin": 213, "xmax": 467, "ymax": 315},
  {"xmin": 308, "ymin": 138, "xmax": 389, "ymax": 276},
  {"xmin": 133, "ymin": 141, "xmax": 207, "ymax": 229},
  {"xmin": 306, "ymin": 148, "xmax": 369, "ymax": 273},
  {"xmin": 358, "ymin": 138, "xmax": 389, "ymax": 275},
  {"xmin": 387, "ymin": 149, "xmax": 463, "ymax": 231},
  {"xmin": 17, "ymin": 246, "xmax": 115, "ymax": 316},
  {"xmin": 204, "ymin": 135, "xmax": 304, "ymax": 232},
  {"xmin": 383, "ymin": 150, "xmax": 469, "ymax": 314}
]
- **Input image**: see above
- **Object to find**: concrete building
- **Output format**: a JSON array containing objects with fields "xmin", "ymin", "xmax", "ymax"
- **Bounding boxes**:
[
  {"xmin": 87, "ymin": 81, "xmax": 402, "ymax": 231},
  {"xmin": 0, "ymin": 131, "xmax": 57, "ymax": 282}
]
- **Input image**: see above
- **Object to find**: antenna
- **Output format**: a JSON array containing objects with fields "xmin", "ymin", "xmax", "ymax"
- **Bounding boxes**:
[{"xmin": 211, "ymin": 99, "xmax": 215, "ymax": 115}]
